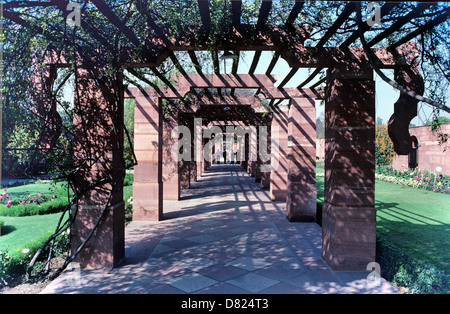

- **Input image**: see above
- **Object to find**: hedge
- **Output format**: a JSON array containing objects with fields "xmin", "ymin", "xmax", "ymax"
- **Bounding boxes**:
[
  {"xmin": 0, "ymin": 198, "xmax": 67, "ymax": 217},
  {"xmin": 376, "ymin": 237, "xmax": 450, "ymax": 294}
]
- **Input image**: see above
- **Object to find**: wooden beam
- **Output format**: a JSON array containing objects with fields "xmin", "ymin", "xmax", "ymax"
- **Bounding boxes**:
[
  {"xmin": 265, "ymin": 51, "xmax": 280, "ymax": 75},
  {"xmin": 169, "ymin": 52, "xmax": 187, "ymax": 75},
  {"xmin": 297, "ymin": 67, "xmax": 322, "ymax": 88},
  {"xmin": 286, "ymin": 1, "xmax": 305, "ymax": 25},
  {"xmin": 91, "ymin": 0, "xmax": 140, "ymax": 46},
  {"xmin": 188, "ymin": 51, "xmax": 203, "ymax": 74},
  {"xmin": 339, "ymin": 2, "xmax": 400, "ymax": 48},
  {"xmin": 278, "ymin": 68, "xmax": 298, "ymax": 88},
  {"xmin": 197, "ymin": 0, "xmax": 211, "ymax": 29},
  {"xmin": 230, "ymin": 51, "xmax": 240, "ymax": 96},
  {"xmin": 231, "ymin": 0, "xmax": 242, "ymax": 27},
  {"xmin": 367, "ymin": 3, "xmax": 434, "ymax": 47},
  {"xmin": 248, "ymin": 51, "xmax": 262, "ymax": 75},
  {"xmin": 256, "ymin": 0, "xmax": 272, "ymax": 30},
  {"xmin": 316, "ymin": 2, "xmax": 356, "ymax": 48}
]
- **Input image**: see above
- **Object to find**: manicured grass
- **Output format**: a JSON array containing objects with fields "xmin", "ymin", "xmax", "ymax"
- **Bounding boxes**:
[
  {"xmin": 375, "ymin": 180, "xmax": 449, "ymax": 273},
  {"xmin": 316, "ymin": 173, "xmax": 450, "ymax": 274},
  {"xmin": 3, "ymin": 182, "xmax": 67, "ymax": 198},
  {"xmin": 0, "ymin": 212, "xmax": 67, "ymax": 253},
  {"xmin": 0, "ymin": 181, "xmax": 133, "ymax": 255}
]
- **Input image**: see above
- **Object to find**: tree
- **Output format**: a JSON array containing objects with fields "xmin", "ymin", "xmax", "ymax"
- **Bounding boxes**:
[{"xmin": 375, "ymin": 125, "xmax": 395, "ymax": 166}]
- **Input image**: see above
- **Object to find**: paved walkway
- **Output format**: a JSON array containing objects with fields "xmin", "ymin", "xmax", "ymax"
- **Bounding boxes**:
[{"xmin": 41, "ymin": 164, "xmax": 398, "ymax": 294}]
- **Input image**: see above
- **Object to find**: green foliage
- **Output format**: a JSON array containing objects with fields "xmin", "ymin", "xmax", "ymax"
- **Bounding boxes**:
[
  {"xmin": 0, "ymin": 198, "xmax": 67, "ymax": 217},
  {"xmin": 123, "ymin": 185, "xmax": 133, "ymax": 224},
  {"xmin": 375, "ymin": 125, "xmax": 396, "ymax": 166},
  {"xmin": 428, "ymin": 116, "xmax": 450, "ymax": 149},
  {"xmin": 375, "ymin": 165, "xmax": 450, "ymax": 194},
  {"xmin": 123, "ymin": 99, "xmax": 136, "ymax": 167},
  {"xmin": 0, "ymin": 181, "xmax": 70, "ymax": 216},
  {"xmin": 0, "ymin": 231, "xmax": 69, "ymax": 281},
  {"xmin": 123, "ymin": 173, "xmax": 134, "ymax": 187},
  {"xmin": 377, "ymin": 238, "xmax": 450, "ymax": 294},
  {"xmin": 3, "ymin": 125, "xmax": 38, "ymax": 176}
]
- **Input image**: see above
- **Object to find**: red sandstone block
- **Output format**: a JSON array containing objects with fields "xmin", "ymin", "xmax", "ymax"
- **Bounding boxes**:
[
  {"xmin": 132, "ymin": 182, "xmax": 162, "ymax": 221},
  {"xmin": 286, "ymin": 182, "xmax": 316, "ymax": 222},
  {"xmin": 134, "ymin": 161, "xmax": 161, "ymax": 182},
  {"xmin": 163, "ymin": 182, "xmax": 180, "ymax": 201},
  {"xmin": 321, "ymin": 202, "xmax": 376, "ymax": 271},
  {"xmin": 324, "ymin": 185, "xmax": 374, "ymax": 207},
  {"xmin": 71, "ymin": 202, "xmax": 125, "ymax": 268}
]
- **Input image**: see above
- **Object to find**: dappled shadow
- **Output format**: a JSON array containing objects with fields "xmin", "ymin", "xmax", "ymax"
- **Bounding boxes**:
[
  {"xmin": 0, "ymin": 225, "xmax": 17, "ymax": 236},
  {"xmin": 375, "ymin": 199, "xmax": 450, "ymax": 274}
]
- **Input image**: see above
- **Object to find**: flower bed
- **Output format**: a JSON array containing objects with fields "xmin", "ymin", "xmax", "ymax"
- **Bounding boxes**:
[
  {"xmin": 375, "ymin": 166, "xmax": 450, "ymax": 194},
  {"xmin": 0, "ymin": 182, "xmax": 69, "ymax": 217}
]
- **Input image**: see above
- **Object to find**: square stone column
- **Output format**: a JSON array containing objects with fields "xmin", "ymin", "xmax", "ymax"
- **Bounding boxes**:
[
  {"xmin": 180, "ymin": 159, "xmax": 190, "ymax": 190},
  {"xmin": 286, "ymin": 96, "xmax": 316, "ymax": 222},
  {"xmin": 322, "ymin": 65, "xmax": 376, "ymax": 271},
  {"xmin": 162, "ymin": 111, "xmax": 180, "ymax": 200},
  {"xmin": 270, "ymin": 105, "xmax": 289, "ymax": 201},
  {"xmin": 260, "ymin": 124, "xmax": 271, "ymax": 190},
  {"xmin": 132, "ymin": 90, "xmax": 163, "ymax": 221},
  {"xmin": 195, "ymin": 119, "xmax": 203, "ymax": 178},
  {"xmin": 188, "ymin": 118, "xmax": 198, "ymax": 183},
  {"xmin": 71, "ymin": 68, "xmax": 125, "ymax": 268}
]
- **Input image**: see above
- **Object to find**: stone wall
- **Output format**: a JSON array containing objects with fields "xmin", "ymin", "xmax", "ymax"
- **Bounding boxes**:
[{"xmin": 392, "ymin": 123, "xmax": 450, "ymax": 174}]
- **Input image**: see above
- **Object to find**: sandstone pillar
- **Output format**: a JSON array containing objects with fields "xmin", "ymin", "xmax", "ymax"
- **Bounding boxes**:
[
  {"xmin": 260, "ymin": 123, "xmax": 271, "ymax": 190},
  {"xmin": 71, "ymin": 67, "xmax": 125, "ymax": 268},
  {"xmin": 322, "ymin": 65, "xmax": 376, "ymax": 271},
  {"xmin": 270, "ymin": 105, "xmax": 289, "ymax": 201},
  {"xmin": 286, "ymin": 96, "xmax": 316, "ymax": 222},
  {"xmin": 132, "ymin": 89, "xmax": 163, "ymax": 221},
  {"xmin": 162, "ymin": 111, "xmax": 180, "ymax": 200}
]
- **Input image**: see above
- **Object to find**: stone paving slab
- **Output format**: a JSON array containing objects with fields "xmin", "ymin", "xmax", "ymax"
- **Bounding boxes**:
[{"xmin": 41, "ymin": 164, "xmax": 399, "ymax": 294}]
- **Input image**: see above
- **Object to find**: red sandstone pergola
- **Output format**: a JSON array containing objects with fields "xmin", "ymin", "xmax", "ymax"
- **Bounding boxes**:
[{"xmin": 7, "ymin": 1, "xmax": 449, "ymax": 273}]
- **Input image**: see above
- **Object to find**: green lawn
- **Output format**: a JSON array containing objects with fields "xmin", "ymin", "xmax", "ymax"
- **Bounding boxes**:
[
  {"xmin": 0, "ymin": 212, "xmax": 66, "ymax": 254},
  {"xmin": 0, "ymin": 181, "xmax": 133, "ymax": 255},
  {"xmin": 3, "ymin": 182, "xmax": 67, "ymax": 199},
  {"xmin": 316, "ymin": 168, "xmax": 450, "ymax": 274}
]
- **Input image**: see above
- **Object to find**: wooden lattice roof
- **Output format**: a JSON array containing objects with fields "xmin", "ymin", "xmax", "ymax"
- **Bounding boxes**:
[{"xmin": 4, "ymin": 1, "xmax": 450, "ymax": 105}]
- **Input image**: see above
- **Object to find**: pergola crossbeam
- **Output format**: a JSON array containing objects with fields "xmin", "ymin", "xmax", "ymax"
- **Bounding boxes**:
[
  {"xmin": 339, "ymin": 2, "xmax": 400, "ymax": 48},
  {"xmin": 197, "ymin": 0, "xmax": 211, "ymax": 29},
  {"xmin": 256, "ymin": 0, "xmax": 272, "ymax": 30},
  {"xmin": 316, "ymin": 2, "xmax": 356, "ymax": 48},
  {"xmin": 248, "ymin": 51, "xmax": 262, "ymax": 75},
  {"xmin": 297, "ymin": 67, "xmax": 323, "ymax": 89},
  {"xmin": 231, "ymin": 0, "xmax": 242, "ymax": 27},
  {"xmin": 286, "ymin": 1, "xmax": 305, "ymax": 25},
  {"xmin": 91, "ymin": 0, "xmax": 140, "ymax": 46},
  {"xmin": 367, "ymin": 3, "xmax": 434, "ymax": 47}
]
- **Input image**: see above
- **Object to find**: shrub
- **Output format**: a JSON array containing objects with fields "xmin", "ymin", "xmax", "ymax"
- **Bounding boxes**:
[
  {"xmin": 375, "ymin": 125, "xmax": 396, "ymax": 166},
  {"xmin": 377, "ymin": 237, "xmax": 450, "ymax": 294},
  {"xmin": 0, "ymin": 231, "xmax": 69, "ymax": 281},
  {"xmin": 123, "ymin": 173, "xmax": 134, "ymax": 186},
  {"xmin": 0, "ymin": 198, "xmax": 67, "ymax": 217}
]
